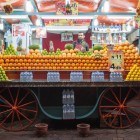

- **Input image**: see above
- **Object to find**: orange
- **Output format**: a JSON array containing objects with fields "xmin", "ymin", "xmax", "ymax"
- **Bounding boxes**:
[
  {"xmin": 28, "ymin": 59, "xmax": 31, "ymax": 63},
  {"xmin": 19, "ymin": 59, "xmax": 23, "ymax": 63}
]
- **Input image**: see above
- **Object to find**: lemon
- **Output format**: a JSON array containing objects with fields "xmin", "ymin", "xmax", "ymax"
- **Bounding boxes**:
[
  {"xmin": 133, "ymin": 78, "xmax": 138, "ymax": 81},
  {"xmin": 129, "ymin": 78, "xmax": 133, "ymax": 81}
]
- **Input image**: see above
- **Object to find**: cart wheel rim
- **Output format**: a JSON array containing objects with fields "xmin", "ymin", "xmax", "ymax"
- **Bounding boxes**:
[
  {"xmin": 99, "ymin": 87, "xmax": 140, "ymax": 129},
  {"xmin": 0, "ymin": 88, "xmax": 38, "ymax": 131}
]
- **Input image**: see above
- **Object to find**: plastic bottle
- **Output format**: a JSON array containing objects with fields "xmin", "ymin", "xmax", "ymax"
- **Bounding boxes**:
[
  {"xmin": 66, "ymin": 104, "xmax": 70, "ymax": 119},
  {"xmin": 70, "ymin": 105, "xmax": 75, "ymax": 119},
  {"xmin": 70, "ymin": 89, "xmax": 75, "ymax": 104},
  {"xmin": 118, "ymin": 34, "xmax": 122, "ymax": 44},
  {"xmin": 99, "ymin": 23, "xmax": 102, "ymax": 32},
  {"xmin": 110, "ymin": 23, "xmax": 114, "ymax": 32},
  {"xmin": 97, "ymin": 33, "xmax": 101, "ymax": 43},
  {"xmin": 105, "ymin": 33, "xmax": 109, "ymax": 44},
  {"xmin": 62, "ymin": 89, "xmax": 66, "ymax": 104},
  {"xmin": 118, "ymin": 24, "xmax": 122, "ymax": 31},
  {"xmin": 101, "ymin": 34, "xmax": 104, "ymax": 43},
  {"xmin": 113, "ymin": 33, "xmax": 117, "ymax": 44},
  {"xmin": 63, "ymin": 105, "xmax": 67, "ymax": 119},
  {"xmin": 122, "ymin": 33, "xmax": 126, "ymax": 43},
  {"xmin": 103, "ymin": 23, "xmax": 106, "ymax": 32},
  {"xmin": 20, "ymin": 72, "xmax": 23, "ymax": 82},
  {"xmin": 66, "ymin": 89, "xmax": 71, "ymax": 104}
]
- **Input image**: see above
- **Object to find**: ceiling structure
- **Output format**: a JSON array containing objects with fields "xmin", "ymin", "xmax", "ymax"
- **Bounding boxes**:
[{"xmin": 0, "ymin": 0, "xmax": 138, "ymax": 32}]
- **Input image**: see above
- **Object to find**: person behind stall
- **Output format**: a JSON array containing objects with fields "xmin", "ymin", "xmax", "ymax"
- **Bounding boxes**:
[{"xmin": 73, "ymin": 32, "xmax": 89, "ymax": 51}]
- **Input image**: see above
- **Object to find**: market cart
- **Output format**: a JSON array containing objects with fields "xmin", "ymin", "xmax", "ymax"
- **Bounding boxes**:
[{"xmin": 0, "ymin": 71, "xmax": 139, "ymax": 131}]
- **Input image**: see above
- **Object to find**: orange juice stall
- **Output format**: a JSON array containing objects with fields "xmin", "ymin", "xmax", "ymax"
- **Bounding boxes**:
[{"xmin": 0, "ymin": 0, "xmax": 140, "ymax": 131}]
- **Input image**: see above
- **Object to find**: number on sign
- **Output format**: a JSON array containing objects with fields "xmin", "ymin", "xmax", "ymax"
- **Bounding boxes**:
[{"xmin": 110, "ymin": 63, "xmax": 115, "ymax": 69}]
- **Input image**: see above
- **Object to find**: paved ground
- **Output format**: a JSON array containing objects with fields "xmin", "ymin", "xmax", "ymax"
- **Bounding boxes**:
[{"xmin": 0, "ymin": 127, "xmax": 140, "ymax": 140}]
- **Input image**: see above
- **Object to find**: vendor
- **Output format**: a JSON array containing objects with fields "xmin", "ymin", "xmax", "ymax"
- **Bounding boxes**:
[{"xmin": 73, "ymin": 32, "xmax": 89, "ymax": 51}]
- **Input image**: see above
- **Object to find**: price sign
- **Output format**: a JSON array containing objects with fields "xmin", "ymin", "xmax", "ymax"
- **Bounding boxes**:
[{"xmin": 108, "ymin": 50, "xmax": 124, "ymax": 72}]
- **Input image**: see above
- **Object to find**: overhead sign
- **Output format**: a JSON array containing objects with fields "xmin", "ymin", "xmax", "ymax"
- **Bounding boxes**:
[
  {"xmin": 108, "ymin": 50, "xmax": 124, "ymax": 72},
  {"xmin": 56, "ymin": 2, "xmax": 78, "ymax": 15},
  {"xmin": 44, "ymin": 19, "xmax": 91, "ymax": 26}
]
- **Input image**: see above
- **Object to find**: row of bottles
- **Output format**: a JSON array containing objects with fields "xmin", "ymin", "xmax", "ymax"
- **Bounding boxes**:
[
  {"xmin": 70, "ymin": 72, "xmax": 83, "ymax": 82},
  {"xmin": 47, "ymin": 72, "xmax": 60, "ymax": 82},
  {"xmin": 92, "ymin": 33, "xmax": 126, "ymax": 44},
  {"xmin": 91, "ymin": 71, "xmax": 104, "ymax": 82},
  {"xmin": 63, "ymin": 104, "xmax": 75, "ymax": 119},
  {"xmin": 20, "ymin": 72, "xmax": 33, "ymax": 82},
  {"xmin": 110, "ymin": 72, "xmax": 123, "ymax": 82},
  {"xmin": 62, "ymin": 89, "xmax": 75, "ymax": 119},
  {"xmin": 93, "ymin": 23, "xmax": 130, "ymax": 32},
  {"xmin": 62, "ymin": 89, "xmax": 75, "ymax": 104}
]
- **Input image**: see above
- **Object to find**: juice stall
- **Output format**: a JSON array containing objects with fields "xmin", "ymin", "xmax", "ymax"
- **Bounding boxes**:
[{"xmin": 0, "ymin": 0, "xmax": 140, "ymax": 131}]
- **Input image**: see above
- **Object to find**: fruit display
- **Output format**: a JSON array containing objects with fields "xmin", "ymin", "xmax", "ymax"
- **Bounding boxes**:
[
  {"xmin": 113, "ymin": 42, "xmax": 140, "ymax": 70},
  {"xmin": 2, "ymin": 44, "xmax": 17, "ymax": 55},
  {"xmin": 0, "ymin": 66, "xmax": 8, "ymax": 81},
  {"xmin": 29, "ymin": 49, "xmax": 41, "ymax": 56},
  {"xmin": 125, "ymin": 65, "xmax": 140, "ymax": 81},
  {"xmin": 0, "ymin": 41, "xmax": 139, "ymax": 71}
]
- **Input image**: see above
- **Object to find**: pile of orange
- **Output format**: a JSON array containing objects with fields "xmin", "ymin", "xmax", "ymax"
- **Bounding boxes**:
[
  {"xmin": 0, "ymin": 55, "xmax": 108, "ymax": 71},
  {"xmin": 114, "ymin": 43, "xmax": 140, "ymax": 70}
]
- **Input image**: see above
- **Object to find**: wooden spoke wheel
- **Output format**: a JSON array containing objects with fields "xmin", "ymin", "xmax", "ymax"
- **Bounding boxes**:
[
  {"xmin": 0, "ymin": 88, "xmax": 38, "ymax": 131},
  {"xmin": 99, "ymin": 87, "xmax": 140, "ymax": 129}
]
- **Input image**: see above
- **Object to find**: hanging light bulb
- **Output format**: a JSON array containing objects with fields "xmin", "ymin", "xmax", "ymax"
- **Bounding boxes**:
[
  {"xmin": 103, "ymin": 0, "xmax": 110, "ymax": 12},
  {"xmin": 25, "ymin": 0, "xmax": 33, "ymax": 12}
]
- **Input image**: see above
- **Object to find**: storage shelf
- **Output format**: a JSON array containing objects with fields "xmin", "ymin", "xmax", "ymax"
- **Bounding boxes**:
[
  {"xmin": 0, "ymin": 80, "xmax": 139, "ymax": 87},
  {"xmin": 92, "ymin": 31, "xmax": 129, "ymax": 33}
]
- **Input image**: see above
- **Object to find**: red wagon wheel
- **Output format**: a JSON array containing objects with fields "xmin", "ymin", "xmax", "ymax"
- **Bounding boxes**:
[
  {"xmin": 0, "ymin": 87, "xmax": 38, "ymax": 131},
  {"xmin": 99, "ymin": 87, "xmax": 140, "ymax": 129}
]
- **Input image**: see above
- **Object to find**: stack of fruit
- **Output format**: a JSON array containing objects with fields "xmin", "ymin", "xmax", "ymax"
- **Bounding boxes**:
[
  {"xmin": 3, "ymin": 44, "xmax": 17, "ymax": 55},
  {"xmin": 0, "ymin": 66, "xmax": 8, "ymax": 81},
  {"xmin": 92, "ymin": 45, "xmax": 108, "ymax": 58},
  {"xmin": 114, "ymin": 43, "xmax": 138, "ymax": 57},
  {"xmin": 113, "ymin": 43, "xmax": 140, "ymax": 70},
  {"xmin": 0, "ymin": 42, "xmax": 139, "ymax": 71},
  {"xmin": 0, "ymin": 53, "xmax": 108, "ymax": 70},
  {"xmin": 125, "ymin": 65, "xmax": 140, "ymax": 81},
  {"xmin": 29, "ymin": 49, "xmax": 41, "ymax": 56}
]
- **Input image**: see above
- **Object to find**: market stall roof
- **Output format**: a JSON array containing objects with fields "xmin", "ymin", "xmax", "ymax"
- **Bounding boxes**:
[{"xmin": 0, "ymin": 0, "xmax": 137, "ymax": 31}]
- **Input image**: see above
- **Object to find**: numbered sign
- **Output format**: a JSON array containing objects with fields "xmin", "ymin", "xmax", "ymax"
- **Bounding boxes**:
[{"xmin": 108, "ymin": 50, "xmax": 124, "ymax": 72}]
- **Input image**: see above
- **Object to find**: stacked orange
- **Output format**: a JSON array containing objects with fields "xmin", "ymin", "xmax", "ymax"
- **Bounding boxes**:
[
  {"xmin": 0, "ymin": 54, "xmax": 109, "ymax": 71},
  {"xmin": 114, "ymin": 43, "xmax": 140, "ymax": 70}
]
